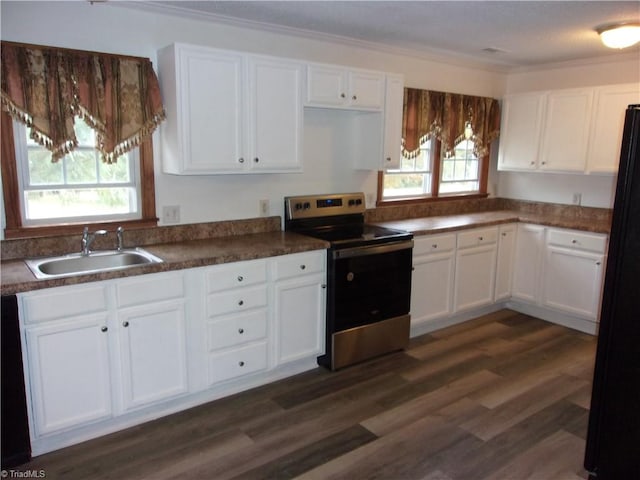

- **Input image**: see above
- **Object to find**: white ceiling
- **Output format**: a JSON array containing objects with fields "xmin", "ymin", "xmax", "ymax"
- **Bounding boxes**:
[{"xmin": 122, "ymin": 1, "xmax": 640, "ymax": 70}]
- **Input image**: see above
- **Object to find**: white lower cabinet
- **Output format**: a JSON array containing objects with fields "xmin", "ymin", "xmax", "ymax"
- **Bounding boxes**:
[
  {"xmin": 25, "ymin": 314, "xmax": 112, "ymax": 437},
  {"xmin": 494, "ymin": 224, "xmax": 517, "ymax": 301},
  {"xmin": 511, "ymin": 224, "xmax": 545, "ymax": 303},
  {"xmin": 542, "ymin": 228, "xmax": 607, "ymax": 320},
  {"xmin": 454, "ymin": 227, "xmax": 498, "ymax": 312},
  {"xmin": 411, "ymin": 234, "xmax": 455, "ymax": 327}
]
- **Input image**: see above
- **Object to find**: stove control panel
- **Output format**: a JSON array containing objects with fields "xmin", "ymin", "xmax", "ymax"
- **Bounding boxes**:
[{"xmin": 285, "ymin": 193, "xmax": 366, "ymax": 220}]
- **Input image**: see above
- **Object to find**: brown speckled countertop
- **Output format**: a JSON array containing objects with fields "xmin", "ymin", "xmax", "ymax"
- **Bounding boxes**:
[
  {"xmin": 1, "ymin": 231, "xmax": 328, "ymax": 295},
  {"xmin": 372, "ymin": 210, "xmax": 612, "ymax": 236}
]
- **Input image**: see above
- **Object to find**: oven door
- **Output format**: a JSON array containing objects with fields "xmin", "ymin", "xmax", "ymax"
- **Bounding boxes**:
[{"xmin": 328, "ymin": 240, "xmax": 413, "ymax": 332}]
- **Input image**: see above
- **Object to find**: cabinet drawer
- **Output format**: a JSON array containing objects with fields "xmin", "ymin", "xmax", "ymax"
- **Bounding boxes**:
[
  {"xmin": 457, "ymin": 227, "xmax": 498, "ymax": 249},
  {"xmin": 207, "ymin": 285, "xmax": 268, "ymax": 317},
  {"xmin": 116, "ymin": 271, "xmax": 185, "ymax": 308},
  {"xmin": 546, "ymin": 229, "xmax": 607, "ymax": 253},
  {"xmin": 207, "ymin": 310, "xmax": 268, "ymax": 351},
  {"xmin": 22, "ymin": 285, "xmax": 109, "ymax": 324},
  {"xmin": 272, "ymin": 250, "xmax": 325, "ymax": 280},
  {"xmin": 208, "ymin": 341, "xmax": 268, "ymax": 385},
  {"xmin": 413, "ymin": 234, "xmax": 456, "ymax": 256},
  {"xmin": 206, "ymin": 260, "xmax": 267, "ymax": 293}
]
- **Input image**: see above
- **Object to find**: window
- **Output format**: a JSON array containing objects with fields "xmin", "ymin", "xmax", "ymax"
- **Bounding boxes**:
[
  {"xmin": 16, "ymin": 118, "xmax": 141, "ymax": 226},
  {"xmin": 380, "ymin": 137, "xmax": 488, "ymax": 202}
]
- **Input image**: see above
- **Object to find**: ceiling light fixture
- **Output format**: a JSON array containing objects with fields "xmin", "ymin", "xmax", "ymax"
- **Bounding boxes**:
[{"xmin": 596, "ymin": 22, "xmax": 640, "ymax": 49}]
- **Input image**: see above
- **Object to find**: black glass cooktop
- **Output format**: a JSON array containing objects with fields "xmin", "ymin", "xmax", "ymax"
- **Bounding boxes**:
[{"xmin": 296, "ymin": 224, "xmax": 412, "ymax": 248}]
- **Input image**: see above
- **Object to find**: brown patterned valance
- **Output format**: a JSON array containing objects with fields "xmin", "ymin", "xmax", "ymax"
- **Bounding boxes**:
[
  {"xmin": 402, "ymin": 88, "xmax": 500, "ymax": 158},
  {"xmin": 1, "ymin": 42, "xmax": 165, "ymax": 163}
]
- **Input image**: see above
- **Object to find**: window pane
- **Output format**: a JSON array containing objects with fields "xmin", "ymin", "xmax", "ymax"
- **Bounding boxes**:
[
  {"xmin": 74, "ymin": 119, "xmax": 96, "ymax": 146},
  {"xmin": 99, "ymin": 156, "xmax": 131, "ymax": 183},
  {"xmin": 28, "ymin": 149, "xmax": 63, "ymax": 185},
  {"xmin": 24, "ymin": 188, "xmax": 136, "ymax": 220},
  {"xmin": 383, "ymin": 172, "xmax": 431, "ymax": 197},
  {"xmin": 66, "ymin": 151, "xmax": 98, "ymax": 184}
]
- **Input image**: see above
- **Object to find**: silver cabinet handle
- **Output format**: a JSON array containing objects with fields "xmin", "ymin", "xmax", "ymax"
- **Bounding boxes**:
[
  {"xmin": 123, "ymin": 321, "xmax": 129, "ymax": 327},
  {"xmin": 239, "ymin": 157, "xmax": 245, "ymax": 163},
  {"xmin": 101, "ymin": 326, "xmax": 108, "ymax": 332}
]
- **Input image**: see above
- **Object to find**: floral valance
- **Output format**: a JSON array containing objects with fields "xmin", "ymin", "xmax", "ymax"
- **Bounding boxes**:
[
  {"xmin": 402, "ymin": 87, "xmax": 500, "ymax": 158},
  {"xmin": 1, "ymin": 42, "xmax": 165, "ymax": 163}
]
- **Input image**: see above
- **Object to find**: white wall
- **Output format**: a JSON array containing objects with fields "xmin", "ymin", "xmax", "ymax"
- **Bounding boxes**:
[
  {"xmin": 1, "ymin": 1, "xmax": 637, "ymax": 230},
  {"xmin": 1, "ymin": 1, "xmax": 507, "ymax": 227}
]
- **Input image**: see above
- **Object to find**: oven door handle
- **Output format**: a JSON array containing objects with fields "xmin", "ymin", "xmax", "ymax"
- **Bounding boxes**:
[{"xmin": 332, "ymin": 240, "xmax": 414, "ymax": 259}]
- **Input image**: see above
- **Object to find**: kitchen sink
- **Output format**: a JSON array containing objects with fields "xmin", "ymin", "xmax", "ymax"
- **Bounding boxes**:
[{"xmin": 25, "ymin": 248, "xmax": 164, "ymax": 279}]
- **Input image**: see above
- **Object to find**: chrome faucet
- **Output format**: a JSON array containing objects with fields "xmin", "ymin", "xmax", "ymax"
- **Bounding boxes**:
[
  {"xmin": 81, "ymin": 227, "xmax": 108, "ymax": 256},
  {"xmin": 116, "ymin": 226, "xmax": 124, "ymax": 252}
]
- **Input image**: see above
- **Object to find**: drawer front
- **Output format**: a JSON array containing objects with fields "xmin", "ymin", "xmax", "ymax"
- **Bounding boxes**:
[
  {"xmin": 22, "ymin": 285, "xmax": 109, "ymax": 324},
  {"xmin": 206, "ymin": 259, "xmax": 267, "ymax": 293},
  {"xmin": 208, "ymin": 342, "xmax": 268, "ymax": 385},
  {"xmin": 207, "ymin": 285, "xmax": 268, "ymax": 317},
  {"xmin": 413, "ymin": 234, "xmax": 456, "ymax": 256},
  {"xmin": 207, "ymin": 310, "xmax": 268, "ymax": 351},
  {"xmin": 273, "ymin": 251, "xmax": 325, "ymax": 281},
  {"xmin": 116, "ymin": 271, "xmax": 185, "ymax": 308},
  {"xmin": 457, "ymin": 227, "xmax": 498, "ymax": 249},
  {"xmin": 546, "ymin": 228, "xmax": 608, "ymax": 253}
]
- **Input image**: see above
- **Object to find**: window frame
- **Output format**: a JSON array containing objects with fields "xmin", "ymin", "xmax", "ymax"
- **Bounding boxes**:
[
  {"xmin": 377, "ymin": 139, "xmax": 490, "ymax": 206},
  {"xmin": 1, "ymin": 112, "xmax": 158, "ymax": 239}
]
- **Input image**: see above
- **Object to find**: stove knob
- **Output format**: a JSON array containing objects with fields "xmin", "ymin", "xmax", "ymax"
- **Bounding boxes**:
[
  {"xmin": 295, "ymin": 202, "xmax": 303, "ymax": 210},
  {"xmin": 348, "ymin": 199, "xmax": 356, "ymax": 206},
  {"xmin": 303, "ymin": 202, "xmax": 311, "ymax": 209},
  {"xmin": 355, "ymin": 198, "xmax": 363, "ymax": 205}
]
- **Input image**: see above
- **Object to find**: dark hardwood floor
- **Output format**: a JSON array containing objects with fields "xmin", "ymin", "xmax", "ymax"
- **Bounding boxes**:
[{"xmin": 14, "ymin": 309, "xmax": 596, "ymax": 479}]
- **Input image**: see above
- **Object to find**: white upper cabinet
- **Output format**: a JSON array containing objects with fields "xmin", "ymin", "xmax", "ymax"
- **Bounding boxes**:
[
  {"xmin": 498, "ymin": 92, "xmax": 546, "ymax": 171},
  {"xmin": 587, "ymin": 83, "xmax": 640, "ymax": 174},
  {"xmin": 498, "ymin": 84, "xmax": 637, "ymax": 174},
  {"xmin": 382, "ymin": 74, "xmax": 404, "ymax": 170},
  {"xmin": 158, "ymin": 43, "xmax": 303, "ymax": 174},
  {"xmin": 305, "ymin": 63, "xmax": 385, "ymax": 110},
  {"xmin": 539, "ymin": 88, "xmax": 593, "ymax": 172}
]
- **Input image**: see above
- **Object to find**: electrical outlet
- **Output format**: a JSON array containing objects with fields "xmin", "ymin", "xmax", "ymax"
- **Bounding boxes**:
[
  {"xmin": 259, "ymin": 199, "xmax": 269, "ymax": 217},
  {"xmin": 162, "ymin": 205, "xmax": 180, "ymax": 224},
  {"xmin": 572, "ymin": 193, "xmax": 582, "ymax": 205}
]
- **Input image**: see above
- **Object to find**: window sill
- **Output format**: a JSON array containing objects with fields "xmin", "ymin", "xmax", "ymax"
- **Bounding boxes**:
[
  {"xmin": 376, "ymin": 193, "xmax": 489, "ymax": 208},
  {"xmin": 4, "ymin": 218, "xmax": 159, "ymax": 240}
]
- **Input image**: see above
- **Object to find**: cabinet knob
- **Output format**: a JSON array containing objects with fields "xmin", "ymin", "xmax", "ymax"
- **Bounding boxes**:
[
  {"xmin": 254, "ymin": 157, "xmax": 259, "ymax": 163},
  {"xmin": 123, "ymin": 321, "xmax": 129, "ymax": 327},
  {"xmin": 386, "ymin": 157, "xmax": 392, "ymax": 162},
  {"xmin": 340, "ymin": 93, "xmax": 346, "ymax": 98},
  {"xmin": 596, "ymin": 261, "xmax": 601, "ymax": 266},
  {"xmin": 238, "ymin": 300, "xmax": 244, "ymax": 306},
  {"xmin": 239, "ymin": 157, "xmax": 245, "ymax": 163},
  {"xmin": 101, "ymin": 326, "xmax": 108, "ymax": 333},
  {"xmin": 239, "ymin": 361, "xmax": 245, "ymax": 367},
  {"xmin": 541, "ymin": 161, "xmax": 547, "ymax": 165},
  {"xmin": 237, "ymin": 275, "xmax": 244, "ymax": 282},
  {"xmin": 530, "ymin": 161, "xmax": 535, "ymax": 165},
  {"xmin": 238, "ymin": 328, "xmax": 244, "ymax": 334},
  {"xmin": 432, "ymin": 244, "xmax": 438, "ymax": 248},
  {"xmin": 352, "ymin": 95, "xmax": 357, "ymax": 101},
  {"xmin": 502, "ymin": 232, "xmax": 507, "ymax": 237},
  {"xmin": 572, "ymin": 239, "xmax": 578, "ymax": 244},
  {"xmin": 300, "ymin": 264, "xmax": 306, "ymax": 270},
  {"xmin": 321, "ymin": 284, "xmax": 327, "ymax": 289},
  {"xmin": 479, "ymin": 236, "xmax": 484, "ymax": 241}
]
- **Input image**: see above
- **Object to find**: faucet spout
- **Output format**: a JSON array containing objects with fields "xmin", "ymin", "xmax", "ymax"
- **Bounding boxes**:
[{"xmin": 81, "ymin": 227, "xmax": 108, "ymax": 256}]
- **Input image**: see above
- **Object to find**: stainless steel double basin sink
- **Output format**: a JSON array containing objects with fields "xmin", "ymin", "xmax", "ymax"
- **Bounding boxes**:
[{"xmin": 25, "ymin": 248, "xmax": 163, "ymax": 279}]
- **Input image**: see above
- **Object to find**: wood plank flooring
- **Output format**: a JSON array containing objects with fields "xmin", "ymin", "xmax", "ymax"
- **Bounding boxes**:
[{"xmin": 14, "ymin": 309, "xmax": 596, "ymax": 479}]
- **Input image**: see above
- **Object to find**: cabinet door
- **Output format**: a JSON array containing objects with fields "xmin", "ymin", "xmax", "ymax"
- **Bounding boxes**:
[
  {"xmin": 248, "ymin": 57, "xmax": 303, "ymax": 172},
  {"xmin": 454, "ymin": 244, "xmax": 497, "ymax": 312},
  {"xmin": 540, "ymin": 89, "xmax": 593, "ymax": 172},
  {"xmin": 498, "ymin": 93, "xmax": 545, "ymax": 171},
  {"xmin": 306, "ymin": 64, "xmax": 347, "ymax": 107},
  {"xmin": 542, "ymin": 247, "xmax": 605, "ymax": 320},
  {"xmin": 511, "ymin": 224, "xmax": 545, "ymax": 303},
  {"xmin": 273, "ymin": 273, "xmax": 326, "ymax": 365},
  {"xmin": 382, "ymin": 74, "xmax": 404, "ymax": 170},
  {"xmin": 161, "ymin": 44, "xmax": 245, "ymax": 174},
  {"xmin": 26, "ymin": 315, "xmax": 112, "ymax": 436},
  {"xmin": 495, "ymin": 224, "xmax": 517, "ymax": 301},
  {"xmin": 411, "ymin": 251, "xmax": 455, "ymax": 326},
  {"xmin": 348, "ymin": 70, "xmax": 385, "ymax": 110},
  {"xmin": 118, "ymin": 301, "xmax": 188, "ymax": 411},
  {"xmin": 587, "ymin": 84, "xmax": 640, "ymax": 174}
]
